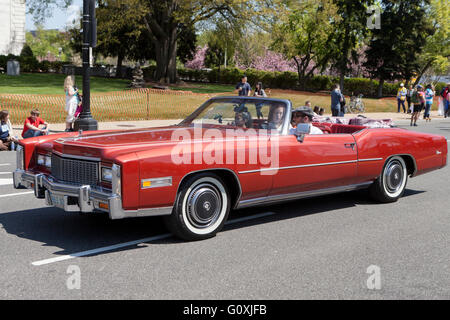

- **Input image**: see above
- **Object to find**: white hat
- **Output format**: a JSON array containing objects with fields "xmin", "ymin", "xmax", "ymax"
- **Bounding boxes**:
[{"xmin": 400, "ymin": 83, "xmax": 404, "ymax": 87}]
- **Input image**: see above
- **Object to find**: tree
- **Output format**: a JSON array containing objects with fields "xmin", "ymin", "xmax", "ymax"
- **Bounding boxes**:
[
  {"xmin": 271, "ymin": 0, "xmax": 339, "ymax": 89},
  {"xmin": 415, "ymin": 0, "xmax": 450, "ymax": 83},
  {"xmin": 328, "ymin": 0, "xmax": 374, "ymax": 91},
  {"xmin": 204, "ymin": 21, "xmax": 237, "ymax": 69},
  {"xmin": 28, "ymin": 0, "xmax": 284, "ymax": 83},
  {"xmin": 141, "ymin": 0, "xmax": 284, "ymax": 83},
  {"xmin": 364, "ymin": 0, "xmax": 434, "ymax": 97},
  {"xmin": 26, "ymin": 27, "xmax": 72, "ymax": 61},
  {"xmin": 67, "ymin": 0, "xmax": 196, "ymax": 78}
]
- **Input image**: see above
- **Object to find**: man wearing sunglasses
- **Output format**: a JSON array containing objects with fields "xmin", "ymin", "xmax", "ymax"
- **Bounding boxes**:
[{"xmin": 290, "ymin": 106, "xmax": 323, "ymax": 135}]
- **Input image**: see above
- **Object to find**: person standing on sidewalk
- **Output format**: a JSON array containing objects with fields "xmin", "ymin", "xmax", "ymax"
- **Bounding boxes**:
[
  {"xmin": 440, "ymin": 83, "xmax": 450, "ymax": 118},
  {"xmin": 64, "ymin": 76, "xmax": 79, "ymax": 132},
  {"xmin": 397, "ymin": 83, "xmax": 407, "ymax": 113},
  {"xmin": 331, "ymin": 84, "xmax": 343, "ymax": 117},
  {"xmin": 410, "ymin": 85, "xmax": 426, "ymax": 126},
  {"xmin": 406, "ymin": 85, "xmax": 414, "ymax": 113},
  {"xmin": 235, "ymin": 75, "xmax": 252, "ymax": 97},
  {"xmin": 424, "ymin": 84, "xmax": 435, "ymax": 122}
]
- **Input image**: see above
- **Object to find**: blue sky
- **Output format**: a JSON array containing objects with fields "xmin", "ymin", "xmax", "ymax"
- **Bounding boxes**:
[{"xmin": 26, "ymin": 0, "xmax": 83, "ymax": 31}]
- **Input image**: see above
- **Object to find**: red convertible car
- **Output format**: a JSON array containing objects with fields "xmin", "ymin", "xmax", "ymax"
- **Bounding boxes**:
[{"xmin": 13, "ymin": 97, "xmax": 448, "ymax": 240}]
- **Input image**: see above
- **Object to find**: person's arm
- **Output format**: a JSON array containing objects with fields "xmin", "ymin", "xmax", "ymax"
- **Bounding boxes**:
[
  {"xmin": 68, "ymin": 86, "xmax": 76, "ymax": 97},
  {"xmin": 235, "ymin": 83, "xmax": 242, "ymax": 94}
]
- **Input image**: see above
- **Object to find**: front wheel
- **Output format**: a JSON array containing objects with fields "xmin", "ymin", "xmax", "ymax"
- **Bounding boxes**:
[
  {"xmin": 369, "ymin": 156, "xmax": 408, "ymax": 203},
  {"xmin": 164, "ymin": 173, "xmax": 230, "ymax": 241}
]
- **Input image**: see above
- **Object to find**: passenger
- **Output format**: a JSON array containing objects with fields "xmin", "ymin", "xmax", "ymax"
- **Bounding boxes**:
[
  {"xmin": 290, "ymin": 106, "xmax": 323, "ymax": 135},
  {"xmin": 319, "ymin": 108, "xmax": 325, "ymax": 116},
  {"xmin": 305, "ymin": 101, "xmax": 312, "ymax": 108},
  {"xmin": 267, "ymin": 104, "xmax": 285, "ymax": 131},
  {"xmin": 313, "ymin": 106, "xmax": 320, "ymax": 116}
]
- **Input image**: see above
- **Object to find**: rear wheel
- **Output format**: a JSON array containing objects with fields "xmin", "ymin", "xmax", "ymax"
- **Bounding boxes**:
[
  {"xmin": 369, "ymin": 156, "xmax": 408, "ymax": 203},
  {"xmin": 164, "ymin": 173, "xmax": 230, "ymax": 241}
]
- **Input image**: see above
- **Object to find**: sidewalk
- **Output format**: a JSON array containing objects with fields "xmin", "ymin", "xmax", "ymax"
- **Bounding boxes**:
[{"xmin": 11, "ymin": 111, "xmax": 448, "ymax": 135}]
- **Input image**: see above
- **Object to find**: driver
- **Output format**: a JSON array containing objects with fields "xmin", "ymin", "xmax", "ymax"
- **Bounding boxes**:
[
  {"xmin": 267, "ymin": 104, "xmax": 285, "ymax": 131},
  {"xmin": 290, "ymin": 106, "xmax": 323, "ymax": 135}
]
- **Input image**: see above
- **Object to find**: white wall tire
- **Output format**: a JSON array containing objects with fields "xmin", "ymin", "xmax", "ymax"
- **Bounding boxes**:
[
  {"xmin": 370, "ymin": 156, "xmax": 408, "ymax": 203},
  {"xmin": 164, "ymin": 173, "xmax": 230, "ymax": 241}
]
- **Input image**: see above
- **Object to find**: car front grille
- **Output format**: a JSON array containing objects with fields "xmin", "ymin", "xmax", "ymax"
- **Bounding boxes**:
[{"xmin": 51, "ymin": 154, "xmax": 99, "ymax": 186}]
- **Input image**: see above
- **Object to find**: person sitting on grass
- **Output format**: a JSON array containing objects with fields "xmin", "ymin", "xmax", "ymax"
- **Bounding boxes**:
[
  {"xmin": 22, "ymin": 109, "xmax": 49, "ymax": 139},
  {"xmin": 0, "ymin": 110, "xmax": 19, "ymax": 151}
]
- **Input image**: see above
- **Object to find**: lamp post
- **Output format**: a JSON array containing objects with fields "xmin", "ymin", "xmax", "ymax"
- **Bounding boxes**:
[{"xmin": 74, "ymin": 0, "xmax": 98, "ymax": 131}]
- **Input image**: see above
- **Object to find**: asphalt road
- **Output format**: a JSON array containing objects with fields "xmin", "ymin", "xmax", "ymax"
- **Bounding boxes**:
[{"xmin": 0, "ymin": 120, "xmax": 449, "ymax": 300}]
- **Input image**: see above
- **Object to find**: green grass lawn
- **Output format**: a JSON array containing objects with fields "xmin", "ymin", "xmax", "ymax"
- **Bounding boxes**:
[{"xmin": 0, "ymin": 73, "xmax": 130, "ymax": 94}]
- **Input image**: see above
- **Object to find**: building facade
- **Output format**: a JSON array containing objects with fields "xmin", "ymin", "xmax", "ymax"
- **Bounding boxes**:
[{"xmin": 0, "ymin": 0, "xmax": 26, "ymax": 55}]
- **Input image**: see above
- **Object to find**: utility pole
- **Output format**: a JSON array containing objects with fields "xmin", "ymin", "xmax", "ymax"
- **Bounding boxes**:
[{"xmin": 74, "ymin": 0, "xmax": 98, "ymax": 131}]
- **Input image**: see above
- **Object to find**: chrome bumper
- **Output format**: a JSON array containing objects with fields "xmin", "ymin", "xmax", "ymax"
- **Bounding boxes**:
[{"xmin": 13, "ymin": 169, "xmax": 172, "ymax": 220}]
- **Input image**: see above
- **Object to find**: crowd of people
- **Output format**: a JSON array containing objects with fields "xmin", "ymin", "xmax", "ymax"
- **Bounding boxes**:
[
  {"xmin": 0, "ymin": 76, "xmax": 83, "ymax": 151},
  {"xmin": 236, "ymin": 75, "xmax": 450, "ymax": 128},
  {"xmin": 396, "ymin": 82, "xmax": 450, "ymax": 126}
]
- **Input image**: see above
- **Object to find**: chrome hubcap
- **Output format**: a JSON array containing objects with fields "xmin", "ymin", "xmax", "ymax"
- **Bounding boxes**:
[
  {"xmin": 384, "ymin": 160, "xmax": 404, "ymax": 194},
  {"xmin": 186, "ymin": 183, "xmax": 222, "ymax": 229}
]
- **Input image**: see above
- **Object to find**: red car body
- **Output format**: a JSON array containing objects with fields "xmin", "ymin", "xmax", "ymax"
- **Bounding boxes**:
[{"xmin": 13, "ymin": 97, "xmax": 448, "ymax": 240}]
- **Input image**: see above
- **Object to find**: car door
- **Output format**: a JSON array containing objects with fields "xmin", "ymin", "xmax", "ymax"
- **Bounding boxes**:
[{"xmin": 269, "ymin": 133, "xmax": 358, "ymax": 196}]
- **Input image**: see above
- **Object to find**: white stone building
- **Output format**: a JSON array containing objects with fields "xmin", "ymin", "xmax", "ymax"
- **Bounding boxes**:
[{"xmin": 0, "ymin": 0, "xmax": 26, "ymax": 55}]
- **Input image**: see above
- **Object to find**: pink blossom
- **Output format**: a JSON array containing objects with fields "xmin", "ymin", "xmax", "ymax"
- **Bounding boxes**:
[
  {"xmin": 185, "ymin": 46, "xmax": 207, "ymax": 70},
  {"xmin": 235, "ymin": 48, "xmax": 297, "ymax": 72}
]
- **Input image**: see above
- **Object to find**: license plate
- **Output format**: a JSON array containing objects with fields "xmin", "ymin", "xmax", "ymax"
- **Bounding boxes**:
[{"xmin": 50, "ymin": 193, "xmax": 65, "ymax": 209}]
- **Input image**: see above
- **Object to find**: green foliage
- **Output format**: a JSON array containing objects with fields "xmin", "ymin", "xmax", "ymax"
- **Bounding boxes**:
[
  {"xmin": 271, "ymin": 0, "xmax": 340, "ymax": 89},
  {"xmin": 19, "ymin": 45, "xmax": 39, "ymax": 72},
  {"xmin": 328, "ymin": 0, "xmax": 374, "ymax": 85},
  {"xmin": 170, "ymin": 67, "xmax": 420, "ymax": 97},
  {"xmin": 25, "ymin": 28, "xmax": 72, "ymax": 62},
  {"xmin": 364, "ymin": 0, "xmax": 435, "ymax": 96}
]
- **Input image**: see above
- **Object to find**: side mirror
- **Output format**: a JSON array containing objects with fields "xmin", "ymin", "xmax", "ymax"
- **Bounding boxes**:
[{"xmin": 294, "ymin": 123, "xmax": 310, "ymax": 143}]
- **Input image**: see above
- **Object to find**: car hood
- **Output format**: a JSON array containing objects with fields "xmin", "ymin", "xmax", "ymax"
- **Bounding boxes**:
[{"xmin": 47, "ymin": 125, "xmax": 242, "ymax": 162}]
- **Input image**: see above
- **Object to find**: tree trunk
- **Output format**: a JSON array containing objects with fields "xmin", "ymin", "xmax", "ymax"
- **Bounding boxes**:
[
  {"xmin": 339, "ymin": 71, "xmax": 345, "ymax": 93},
  {"xmin": 116, "ymin": 52, "xmax": 124, "ymax": 78},
  {"xmin": 377, "ymin": 79, "xmax": 384, "ymax": 98},
  {"xmin": 153, "ymin": 28, "xmax": 178, "ymax": 84}
]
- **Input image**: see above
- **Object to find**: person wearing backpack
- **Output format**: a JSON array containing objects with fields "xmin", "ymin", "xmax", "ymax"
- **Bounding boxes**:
[
  {"xmin": 64, "ymin": 76, "xmax": 79, "ymax": 132},
  {"xmin": 410, "ymin": 85, "xmax": 424, "ymax": 126},
  {"xmin": 440, "ymin": 83, "xmax": 450, "ymax": 118}
]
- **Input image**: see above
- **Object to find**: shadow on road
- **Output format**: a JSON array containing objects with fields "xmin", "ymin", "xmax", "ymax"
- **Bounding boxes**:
[{"xmin": 0, "ymin": 188, "xmax": 426, "ymax": 258}]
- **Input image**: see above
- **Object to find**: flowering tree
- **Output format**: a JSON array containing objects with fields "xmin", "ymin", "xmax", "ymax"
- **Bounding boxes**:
[
  {"xmin": 185, "ymin": 46, "xmax": 207, "ymax": 69},
  {"xmin": 235, "ymin": 48, "xmax": 297, "ymax": 72}
]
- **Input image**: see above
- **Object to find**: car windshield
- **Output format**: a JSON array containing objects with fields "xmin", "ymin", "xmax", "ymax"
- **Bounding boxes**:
[{"xmin": 180, "ymin": 98, "xmax": 289, "ymax": 132}]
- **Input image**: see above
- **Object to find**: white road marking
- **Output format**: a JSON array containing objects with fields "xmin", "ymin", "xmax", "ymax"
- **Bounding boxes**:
[
  {"xmin": 0, "ymin": 191, "xmax": 34, "ymax": 198},
  {"xmin": 0, "ymin": 163, "xmax": 11, "ymax": 166},
  {"xmin": 0, "ymin": 172, "xmax": 12, "ymax": 175},
  {"xmin": 31, "ymin": 211, "xmax": 277, "ymax": 266},
  {"xmin": 0, "ymin": 178, "xmax": 13, "ymax": 186}
]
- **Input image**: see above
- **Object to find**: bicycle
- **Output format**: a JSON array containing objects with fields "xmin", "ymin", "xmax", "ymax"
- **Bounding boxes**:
[{"xmin": 346, "ymin": 94, "xmax": 365, "ymax": 114}]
